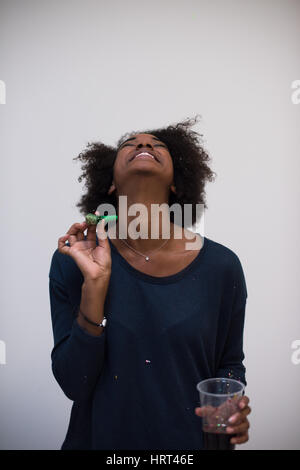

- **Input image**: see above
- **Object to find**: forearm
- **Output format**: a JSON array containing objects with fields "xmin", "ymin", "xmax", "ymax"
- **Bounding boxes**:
[
  {"xmin": 77, "ymin": 277, "xmax": 110, "ymax": 337},
  {"xmin": 51, "ymin": 277, "xmax": 110, "ymax": 401}
]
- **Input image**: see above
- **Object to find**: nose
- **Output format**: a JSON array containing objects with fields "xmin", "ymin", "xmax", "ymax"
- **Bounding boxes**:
[{"xmin": 136, "ymin": 141, "xmax": 154, "ymax": 150}]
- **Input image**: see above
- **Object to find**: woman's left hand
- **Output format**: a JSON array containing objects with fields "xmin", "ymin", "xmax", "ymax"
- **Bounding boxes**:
[{"xmin": 195, "ymin": 395, "xmax": 251, "ymax": 445}]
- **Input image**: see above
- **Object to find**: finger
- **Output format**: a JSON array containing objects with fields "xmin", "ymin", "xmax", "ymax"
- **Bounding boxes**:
[
  {"xmin": 230, "ymin": 431, "xmax": 249, "ymax": 445},
  {"xmin": 58, "ymin": 234, "xmax": 71, "ymax": 255},
  {"xmin": 77, "ymin": 222, "xmax": 87, "ymax": 241},
  {"xmin": 228, "ymin": 406, "xmax": 251, "ymax": 425},
  {"xmin": 226, "ymin": 420, "xmax": 250, "ymax": 435},
  {"xmin": 86, "ymin": 220, "xmax": 97, "ymax": 242},
  {"xmin": 238, "ymin": 395, "xmax": 250, "ymax": 410},
  {"xmin": 96, "ymin": 218, "xmax": 109, "ymax": 244},
  {"xmin": 194, "ymin": 406, "xmax": 216, "ymax": 418},
  {"xmin": 66, "ymin": 222, "xmax": 86, "ymax": 246}
]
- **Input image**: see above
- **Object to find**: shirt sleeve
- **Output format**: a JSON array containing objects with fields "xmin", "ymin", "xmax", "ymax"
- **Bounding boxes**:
[
  {"xmin": 215, "ymin": 255, "xmax": 248, "ymax": 386},
  {"xmin": 49, "ymin": 250, "xmax": 106, "ymax": 402}
]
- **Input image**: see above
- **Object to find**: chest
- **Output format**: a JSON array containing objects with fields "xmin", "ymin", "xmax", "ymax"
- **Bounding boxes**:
[
  {"xmin": 109, "ymin": 235, "xmax": 202, "ymax": 277},
  {"xmin": 117, "ymin": 248, "xmax": 200, "ymax": 277},
  {"xmin": 104, "ymin": 271, "xmax": 230, "ymax": 367}
]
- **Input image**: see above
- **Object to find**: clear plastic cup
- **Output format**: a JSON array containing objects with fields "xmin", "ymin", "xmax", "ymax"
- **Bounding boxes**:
[{"xmin": 196, "ymin": 377, "xmax": 245, "ymax": 450}]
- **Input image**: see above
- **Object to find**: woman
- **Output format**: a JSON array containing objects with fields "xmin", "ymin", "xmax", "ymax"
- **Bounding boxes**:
[{"xmin": 49, "ymin": 116, "xmax": 251, "ymax": 450}]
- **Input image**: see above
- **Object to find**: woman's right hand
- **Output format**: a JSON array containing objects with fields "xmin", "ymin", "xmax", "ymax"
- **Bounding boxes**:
[{"xmin": 58, "ymin": 218, "xmax": 112, "ymax": 282}]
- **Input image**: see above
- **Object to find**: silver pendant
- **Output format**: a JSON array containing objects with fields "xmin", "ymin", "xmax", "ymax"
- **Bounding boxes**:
[{"xmin": 145, "ymin": 256, "xmax": 150, "ymax": 261}]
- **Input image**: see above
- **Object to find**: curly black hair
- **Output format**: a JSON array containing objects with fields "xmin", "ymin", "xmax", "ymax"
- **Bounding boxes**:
[{"xmin": 73, "ymin": 114, "xmax": 216, "ymax": 227}]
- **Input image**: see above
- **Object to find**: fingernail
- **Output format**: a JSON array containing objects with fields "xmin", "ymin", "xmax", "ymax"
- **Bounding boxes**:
[{"xmin": 229, "ymin": 415, "xmax": 236, "ymax": 423}]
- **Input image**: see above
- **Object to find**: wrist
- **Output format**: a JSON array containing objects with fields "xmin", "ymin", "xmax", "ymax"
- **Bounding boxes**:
[
  {"xmin": 83, "ymin": 276, "xmax": 110, "ymax": 290},
  {"xmin": 77, "ymin": 313, "xmax": 105, "ymax": 336},
  {"xmin": 79, "ymin": 308, "xmax": 107, "ymax": 328}
]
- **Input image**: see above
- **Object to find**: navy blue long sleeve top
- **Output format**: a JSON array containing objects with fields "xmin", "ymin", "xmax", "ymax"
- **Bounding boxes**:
[{"xmin": 48, "ymin": 234, "xmax": 248, "ymax": 450}]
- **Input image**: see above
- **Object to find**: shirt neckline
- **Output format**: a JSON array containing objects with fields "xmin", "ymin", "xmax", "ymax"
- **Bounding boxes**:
[{"xmin": 103, "ymin": 233, "xmax": 208, "ymax": 284}]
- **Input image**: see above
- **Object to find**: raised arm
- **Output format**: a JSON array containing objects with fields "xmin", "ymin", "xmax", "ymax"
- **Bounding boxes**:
[{"xmin": 49, "ymin": 218, "xmax": 111, "ymax": 401}]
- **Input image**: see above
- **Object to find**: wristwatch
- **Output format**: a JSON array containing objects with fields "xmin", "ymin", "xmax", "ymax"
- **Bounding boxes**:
[{"xmin": 79, "ymin": 309, "xmax": 107, "ymax": 328}]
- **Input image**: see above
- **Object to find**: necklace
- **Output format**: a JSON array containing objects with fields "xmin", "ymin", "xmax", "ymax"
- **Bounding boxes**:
[{"xmin": 118, "ymin": 237, "xmax": 169, "ymax": 261}]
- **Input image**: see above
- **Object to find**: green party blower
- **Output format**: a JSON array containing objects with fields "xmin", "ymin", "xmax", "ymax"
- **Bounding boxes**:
[{"xmin": 85, "ymin": 213, "xmax": 118, "ymax": 225}]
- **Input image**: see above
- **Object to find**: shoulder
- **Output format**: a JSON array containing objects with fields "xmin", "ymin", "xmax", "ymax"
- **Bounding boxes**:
[
  {"xmin": 204, "ymin": 236, "xmax": 247, "ymax": 279},
  {"xmin": 204, "ymin": 237, "xmax": 248, "ymax": 298},
  {"xmin": 204, "ymin": 236, "xmax": 242, "ymax": 264}
]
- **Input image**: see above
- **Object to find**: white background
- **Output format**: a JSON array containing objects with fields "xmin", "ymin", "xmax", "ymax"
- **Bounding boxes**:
[{"xmin": 0, "ymin": 0, "xmax": 299, "ymax": 450}]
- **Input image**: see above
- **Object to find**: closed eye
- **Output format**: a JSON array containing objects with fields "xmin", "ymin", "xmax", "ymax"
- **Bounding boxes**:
[{"xmin": 121, "ymin": 143, "xmax": 167, "ymax": 149}]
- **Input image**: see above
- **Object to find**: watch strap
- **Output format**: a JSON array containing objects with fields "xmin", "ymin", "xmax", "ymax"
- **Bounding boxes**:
[{"xmin": 79, "ymin": 308, "xmax": 107, "ymax": 328}]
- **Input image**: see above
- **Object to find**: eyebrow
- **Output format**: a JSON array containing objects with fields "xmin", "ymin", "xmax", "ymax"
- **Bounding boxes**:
[{"xmin": 119, "ymin": 136, "xmax": 165, "ymax": 147}]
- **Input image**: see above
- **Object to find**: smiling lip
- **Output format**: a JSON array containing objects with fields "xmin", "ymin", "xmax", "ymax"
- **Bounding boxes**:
[
  {"xmin": 134, "ymin": 154, "xmax": 155, "ymax": 161},
  {"xmin": 129, "ymin": 151, "xmax": 159, "ymax": 163}
]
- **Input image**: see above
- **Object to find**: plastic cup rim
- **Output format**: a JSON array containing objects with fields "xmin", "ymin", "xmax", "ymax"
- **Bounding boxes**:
[{"xmin": 196, "ymin": 377, "xmax": 245, "ymax": 397}]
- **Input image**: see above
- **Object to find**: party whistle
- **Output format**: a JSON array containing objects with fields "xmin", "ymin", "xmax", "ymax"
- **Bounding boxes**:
[{"xmin": 85, "ymin": 213, "xmax": 118, "ymax": 225}]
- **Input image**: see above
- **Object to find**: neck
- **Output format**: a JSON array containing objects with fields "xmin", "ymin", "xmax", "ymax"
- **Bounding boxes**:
[{"xmin": 113, "ymin": 185, "xmax": 177, "ymax": 252}]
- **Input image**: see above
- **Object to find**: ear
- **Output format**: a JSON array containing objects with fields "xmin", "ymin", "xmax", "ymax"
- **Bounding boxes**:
[
  {"xmin": 107, "ymin": 182, "xmax": 116, "ymax": 195},
  {"xmin": 170, "ymin": 184, "xmax": 176, "ymax": 194}
]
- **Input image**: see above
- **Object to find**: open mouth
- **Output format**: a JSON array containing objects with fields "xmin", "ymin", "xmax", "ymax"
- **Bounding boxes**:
[{"xmin": 129, "ymin": 151, "xmax": 160, "ymax": 163}]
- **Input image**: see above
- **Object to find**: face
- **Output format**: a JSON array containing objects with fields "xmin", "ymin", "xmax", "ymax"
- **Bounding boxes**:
[{"xmin": 108, "ymin": 133, "xmax": 176, "ymax": 196}]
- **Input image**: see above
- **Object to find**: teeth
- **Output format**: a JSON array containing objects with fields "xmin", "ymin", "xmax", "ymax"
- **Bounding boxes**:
[{"xmin": 135, "ymin": 152, "xmax": 154, "ymax": 158}]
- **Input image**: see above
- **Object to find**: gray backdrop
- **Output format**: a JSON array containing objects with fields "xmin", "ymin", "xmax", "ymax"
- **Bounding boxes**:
[{"xmin": 0, "ymin": 0, "xmax": 299, "ymax": 450}]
